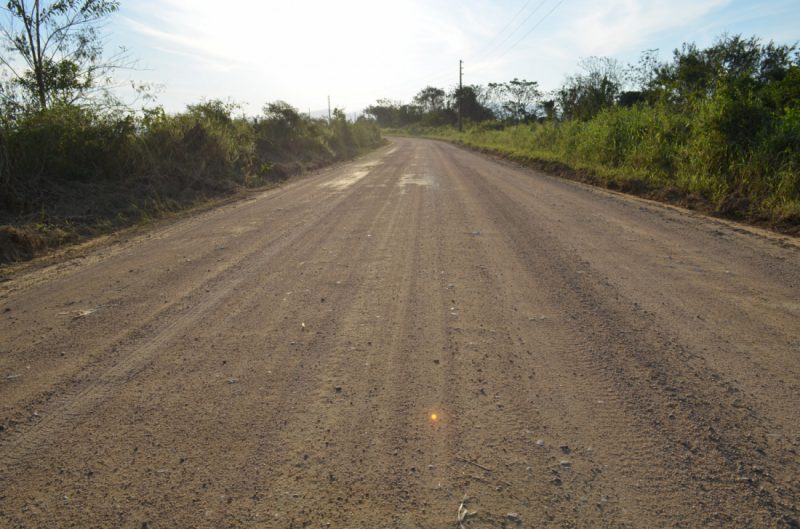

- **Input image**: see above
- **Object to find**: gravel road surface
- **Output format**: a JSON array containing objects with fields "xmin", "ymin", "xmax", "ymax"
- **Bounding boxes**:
[{"xmin": 1, "ymin": 137, "xmax": 799, "ymax": 528}]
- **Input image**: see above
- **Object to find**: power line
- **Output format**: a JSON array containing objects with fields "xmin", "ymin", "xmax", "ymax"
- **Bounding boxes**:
[
  {"xmin": 367, "ymin": 0, "xmax": 567, "ymax": 108},
  {"xmin": 469, "ymin": 0, "xmax": 536, "ymax": 61},
  {"xmin": 412, "ymin": 0, "xmax": 554, "ymax": 92},
  {"xmin": 389, "ymin": 0, "xmax": 552, "ymax": 95},
  {"xmin": 471, "ymin": 0, "xmax": 550, "ymax": 63},
  {"xmin": 494, "ymin": 0, "xmax": 566, "ymax": 61}
]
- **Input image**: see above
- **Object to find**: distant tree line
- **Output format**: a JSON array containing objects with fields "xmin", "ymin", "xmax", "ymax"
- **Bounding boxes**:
[
  {"xmin": 367, "ymin": 34, "xmax": 799, "ymax": 129},
  {"xmin": 377, "ymin": 34, "xmax": 799, "ymax": 228},
  {"xmin": 365, "ymin": 79, "xmax": 539, "ymax": 128}
]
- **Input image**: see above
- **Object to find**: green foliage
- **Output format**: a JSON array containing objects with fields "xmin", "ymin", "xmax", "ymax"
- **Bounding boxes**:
[
  {"xmin": 647, "ymin": 35, "xmax": 797, "ymax": 108},
  {"xmin": 449, "ymin": 85, "xmax": 494, "ymax": 123},
  {"xmin": 558, "ymin": 57, "xmax": 625, "ymax": 121},
  {"xmin": 0, "ymin": 98, "xmax": 383, "ymax": 260},
  {"xmin": 366, "ymin": 84, "xmax": 494, "ymax": 128},
  {"xmin": 488, "ymin": 78, "xmax": 541, "ymax": 123},
  {"xmin": 365, "ymin": 99, "xmax": 424, "ymax": 128},
  {"xmin": 3, "ymin": 103, "xmax": 133, "ymax": 186},
  {"xmin": 142, "ymin": 100, "xmax": 256, "ymax": 192},
  {"xmin": 761, "ymin": 65, "xmax": 800, "ymax": 112},
  {"xmin": 413, "ymin": 86, "xmax": 446, "ymax": 113},
  {"xmin": 402, "ymin": 34, "xmax": 799, "ymax": 229},
  {"xmin": 327, "ymin": 108, "xmax": 356, "ymax": 158},
  {"xmin": 1, "ymin": 0, "xmax": 123, "ymax": 110},
  {"xmin": 427, "ymin": 89, "xmax": 798, "ymax": 226},
  {"xmin": 257, "ymin": 100, "xmax": 327, "ymax": 163}
]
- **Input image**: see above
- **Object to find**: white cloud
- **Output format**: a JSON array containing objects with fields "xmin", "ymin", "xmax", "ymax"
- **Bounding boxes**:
[
  {"xmin": 461, "ymin": 0, "xmax": 732, "ymax": 91},
  {"xmin": 122, "ymin": 17, "xmax": 239, "ymax": 72},
  {"xmin": 122, "ymin": 0, "xmax": 483, "ymax": 110},
  {"xmin": 560, "ymin": 0, "xmax": 731, "ymax": 56},
  {"xmin": 115, "ymin": 0, "xmax": 775, "ymax": 112}
]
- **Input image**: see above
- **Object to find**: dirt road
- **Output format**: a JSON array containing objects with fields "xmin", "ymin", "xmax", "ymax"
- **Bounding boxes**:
[{"xmin": 1, "ymin": 137, "xmax": 799, "ymax": 528}]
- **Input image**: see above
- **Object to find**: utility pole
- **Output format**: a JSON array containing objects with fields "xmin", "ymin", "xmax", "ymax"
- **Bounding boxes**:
[
  {"xmin": 458, "ymin": 59, "xmax": 463, "ymax": 132},
  {"xmin": 328, "ymin": 96, "xmax": 331, "ymax": 122}
]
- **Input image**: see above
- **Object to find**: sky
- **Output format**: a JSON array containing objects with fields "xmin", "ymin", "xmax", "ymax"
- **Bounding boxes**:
[{"xmin": 108, "ymin": 0, "xmax": 800, "ymax": 116}]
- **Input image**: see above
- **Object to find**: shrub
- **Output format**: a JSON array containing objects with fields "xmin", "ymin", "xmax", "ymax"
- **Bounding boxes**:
[{"xmin": 0, "ymin": 99, "xmax": 384, "ymax": 262}]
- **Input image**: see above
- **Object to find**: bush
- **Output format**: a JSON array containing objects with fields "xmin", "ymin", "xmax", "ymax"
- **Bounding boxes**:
[
  {"xmin": 0, "ymin": 99, "xmax": 384, "ymax": 262},
  {"xmin": 423, "ymin": 92, "xmax": 799, "ymax": 228}
]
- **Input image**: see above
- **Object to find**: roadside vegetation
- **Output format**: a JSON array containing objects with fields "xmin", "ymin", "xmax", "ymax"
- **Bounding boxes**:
[
  {"xmin": 0, "ymin": 1, "xmax": 382, "ymax": 264},
  {"xmin": 369, "ymin": 35, "xmax": 800, "ymax": 233},
  {"xmin": 0, "ymin": 102, "xmax": 382, "ymax": 263}
]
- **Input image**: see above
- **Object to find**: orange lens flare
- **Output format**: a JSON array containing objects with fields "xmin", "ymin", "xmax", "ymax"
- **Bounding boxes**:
[{"xmin": 430, "ymin": 413, "xmax": 439, "ymax": 422}]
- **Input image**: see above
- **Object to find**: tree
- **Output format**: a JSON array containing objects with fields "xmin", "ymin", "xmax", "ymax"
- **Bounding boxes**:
[
  {"xmin": 448, "ymin": 84, "xmax": 494, "ymax": 123},
  {"xmin": 649, "ymin": 35, "xmax": 798, "ymax": 106},
  {"xmin": 364, "ymin": 99, "xmax": 422, "ymax": 128},
  {"xmin": 557, "ymin": 57, "xmax": 624, "ymax": 120},
  {"xmin": 1, "ymin": 0, "xmax": 122, "ymax": 110},
  {"xmin": 625, "ymin": 49, "xmax": 660, "ymax": 102},
  {"xmin": 263, "ymin": 100, "xmax": 302, "ymax": 130},
  {"xmin": 328, "ymin": 107, "xmax": 356, "ymax": 158},
  {"xmin": 488, "ymin": 78, "xmax": 540, "ymax": 123},
  {"xmin": 413, "ymin": 86, "xmax": 445, "ymax": 113},
  {"xmin": 364, "ymin": 99, "xmax": 398, "ymax": 128},
  {"xmin": 413, "ymin": 86, "xmax": 455, "ymax": 126}
]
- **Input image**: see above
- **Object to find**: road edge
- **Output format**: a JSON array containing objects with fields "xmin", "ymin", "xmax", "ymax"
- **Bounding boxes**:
[
  {"xmin": 0, "ymin": 143, "xmax": 393, "ymax": 286},
  {"xmin": 415, "ymin": 136, "xmax": 800, "ymax": 250}
]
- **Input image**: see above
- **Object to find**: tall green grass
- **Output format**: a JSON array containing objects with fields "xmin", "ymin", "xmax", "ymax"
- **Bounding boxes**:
[{"xmin": 429, "ymin": 99, "xmax": 800, "ymax": 228}]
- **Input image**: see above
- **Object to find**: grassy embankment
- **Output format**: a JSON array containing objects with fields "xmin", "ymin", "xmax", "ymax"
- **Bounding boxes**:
[
  {"xmin": 0, "ymin": 101, "xmax": 383, "ymax": 264},
  {"xmin": 405, "ymin": 99, "xmax": 799, "ymax": 233}
]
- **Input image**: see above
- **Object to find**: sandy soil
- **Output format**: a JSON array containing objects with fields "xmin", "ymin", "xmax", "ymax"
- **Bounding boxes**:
[{"xmin": 1, "ymin": 137, "xmax": 798, "ymax": 528}]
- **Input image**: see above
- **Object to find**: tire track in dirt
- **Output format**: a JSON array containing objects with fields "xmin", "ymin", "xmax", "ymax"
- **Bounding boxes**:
[
  {"xmin": 211, "ymin": 154, "xmax": 417, "ymax": 528},
  {"xmin": 1, "ymin": 137, "xmax": 798, "ymax": 528},
  {"xmin": 463, "ymin": 146, "xmax": 800, "ymax": 434},
  {"xmin": 0, "ymin": 154, "xmax": 385, "ymax": 430},
  {"xmin": 1, "ymin": 161, "xmax": 370, "ymax": 458},
  {"xmin": 0, "ymin": 150, "xmax": 404, "ymax": 528},
  {"xmin": 427, "ymin": 144, "xmax": 639, "ymax": 527},
  {"xmin": 442, "ymin": 140, "xmax": 799, "ymax": 527},
  {"xmin": 238, "ymin": 140, "xmax": 457, "ymax": 528}
]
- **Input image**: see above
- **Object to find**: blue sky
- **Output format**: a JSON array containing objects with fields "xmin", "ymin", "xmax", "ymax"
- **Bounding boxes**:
[{"xmin": 109, "ymin": 0, "xmax": 799, "ymax": 116}]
